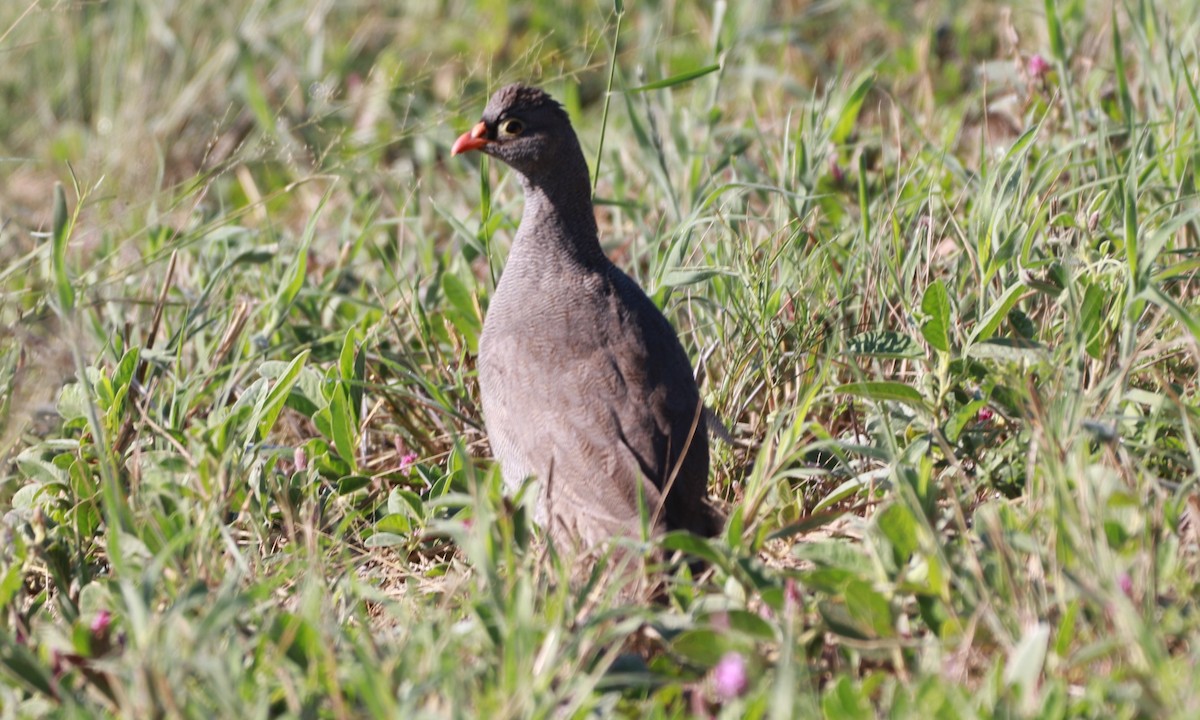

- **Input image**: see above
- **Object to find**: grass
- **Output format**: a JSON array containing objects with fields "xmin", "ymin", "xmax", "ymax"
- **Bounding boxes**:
[{"xmin": 2, "ymin": 0, "xmax": 1200, "ymax": 717}]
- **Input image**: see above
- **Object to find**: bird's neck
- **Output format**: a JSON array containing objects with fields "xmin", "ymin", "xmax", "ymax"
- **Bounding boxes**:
[{"xmin": 514, "ymin": 158, "xmax": 607, "ymax": 268}]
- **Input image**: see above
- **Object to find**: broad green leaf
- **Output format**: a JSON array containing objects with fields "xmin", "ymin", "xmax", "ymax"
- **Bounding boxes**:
[
  {"xmin": 255, "ymin": 350, "xmax": 309, "ymax": 439},
  {"xmin": 876, "ymin": 502, "xmax": 920, "ymax": 559},
  {"xmin": 920, "ymin": 280, "xmax": 952, "ymax": 352},
  {"xmin": 375, "ymin": 514, "xmax": 412, "ymax": 535},
  {"xmin": 843, "ymin": 578, "xmax": 894, "ymax": 638},
  {"xmin": 836, "ymin": 381, "xmax": 925, "ymax": 407},
  {"xmin": 0, "ymin": 563, "xmax": 23, "ymax": 611},
  {"xmin": 1004, "ymin": 622, "xmax": 1050, "ymax": 702},
  {"xmin": 660, "ymin": 530, "xmax": 723, "ymax": 565},
  {"xmin": 822, "ymin": 676, "xmax": 873, "ymax": 720},
  {"xmin": 794, "ymin": 540, "xmax": 872, "ymax": 573},
  {"xmin": 845, "ymin": 331, "xmax": 922, "ymax": 359},
  {"xmin": 965, "ymin": 339, "xmax": 1047, "ymax": 363},
  {"xmin": 388, "ymin": 488, "xmax": 425, "ymax": 518},
  {"xmin": 329, "ymin": 385, "xmax": 358, "ymax": 473},
  {"xmin": 336, "ymin": 475, "xmax": 371, "ymax": 494},
  {"xmin": 669, "ymin": 628, "xmax": 748, "ymax": 666}
]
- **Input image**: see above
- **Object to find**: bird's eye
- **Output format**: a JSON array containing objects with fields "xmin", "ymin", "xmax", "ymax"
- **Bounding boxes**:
[{"xmin": 499, "ymin": 118, "xmax": 524, "ymax": 137}]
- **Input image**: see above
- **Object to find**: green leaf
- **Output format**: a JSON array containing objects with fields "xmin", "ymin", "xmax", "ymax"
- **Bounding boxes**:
[
  {"xmin": 1144, "ymin": 285, "xmax": 1200, "ymax": 342},
  {"xmin": 965, "ymin": 339, "xmax": 1047, "ymax": 363},
  {"xmin": 659, "ymin": 267, "xmax": 724, "ymax": 288},
  {"xmin": 843, "ymin": 578, "xmax": 895, "ymax": 638},
  {"xmin": 1123, "ymin": 179, "xmax": 1140, "ymax": 295},
  {"xmin": 1110, "ymin": 9, "xmax": 1134, "ymax": 126},
  {"xmin": 845, "ymin": 331, "xmax": 922, "ymax": 359},
  {"xmin": 794, "ymin": 540, "xmax": 872, "ymax": 573},
  {"xmin": 660, "ymin": 531, "xmax": 723, "ymax": 565},
  {"xmin": 670, "ymin": 628, "xmax": 748, "ymax": 666},
  {"xmin": 627, "ymin": 62, "xmax": 720, "ymax": 92},
  {"xmin": 968, "ymin": 282, "xmax": 1025, "ymax": 344},
  {"xmin": 336, "ymin": 475, "xmax": 371, "ymax": 494},
  {"xmin": 920, "ymin": 280, "xmax": 952, "ymax": 352},
  {"xmin": 269, "ymin": 190, "xmax": 329, "ymax": 331},
  {"xmin": 57, "ymin": 381, "xmax": 90, "ymax": 422},
  {"xmin": 441, "ymin": 271, "xmax": 481, "ymax": 352},
  {"xmin": 822, "ymin": 676, "xmax": 873, "ymax": 720},
  {"xmin": 388, "ymin": 488, "xmax": 425, "ymax": 518},
  {"xmin": 876, "ymin": 502, "xmax": 920, "ymax": 559},
  {"xmin": 1044, "ymin": 0, "xmax": 1066, "ymax": 65},
  {"xmin": 51, "ymin": 183, "xmax": 75, "ymax": 312},
  {"xmin": 375, "ymin": 514, "xmax": 412, "ymax": 535},
  {"xmin": 1080, "ymin": 283, "xmax": 1104, "ymax": 357},
  {"xmin": 945, "ymin": 399, "xmax": 987, "ymax": 443},
  {"xmin": 255, "ymin": 350, "xmax": 309, "ymax": 439},
  {"xmin": 338, "ymin": 329, "xmax": 362, "ymax": 425},
  {"xmin": 0, "ymin": 564, "xmax": 23, "ymax": 611},
  {"xmin": 329, "ymin": 386, "xmax": 358, "ymax": 473},
  {"xmin": 1004, "ymin": 622, "xmax": 1050, "ymax": 700},
  {"xmin": 836, "ymin": 381, "xmax": 925, "ymax": 408},
  {"xmin": 832, "ymin": 72, "xmax": 875, "ymax": 146},
  {"xmin": 0, "ymin": 629, "xmax": 58, "ymax": 698},
  {"xmin": 716, "ymin": 610, "xmax": 777, "ymax": 642}
]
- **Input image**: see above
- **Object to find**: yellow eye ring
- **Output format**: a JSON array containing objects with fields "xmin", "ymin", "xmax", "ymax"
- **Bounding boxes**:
[{"xmin": 499, "ymin": 118, "xmax": 524, "ymax": 136}]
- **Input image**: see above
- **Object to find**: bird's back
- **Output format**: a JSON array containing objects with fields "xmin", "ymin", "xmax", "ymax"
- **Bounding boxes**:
[{"xmin": 478, "ymin": 250, "xmax": 717, "ymax": 546}]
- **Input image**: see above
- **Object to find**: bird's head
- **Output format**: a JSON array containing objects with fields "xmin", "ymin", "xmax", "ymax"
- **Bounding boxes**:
[{"xmin": 451, "ymin": 84, "xmax": 576, "ymax": 180}]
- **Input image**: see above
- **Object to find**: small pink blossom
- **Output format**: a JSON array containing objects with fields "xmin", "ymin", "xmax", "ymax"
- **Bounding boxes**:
[
  {"xmin": 1028, "ymin": 54, "xmax": 1051, "ymax": 80},
  {"xmin": 712, "ymin": 652, "xmax": 749, "ymax": 700},
  {"xmin": 977, "ymin": 406, "xmax": 995, "ymax": 423},
  {"xmin": 90, "ymin": 610, "xmax": 112, "ymax": 636},
  {"xmin": 399, "ymin": 452, "xmax": 418, "ymax": 474},
  {"xmin": 1117, "ymin": 572, "xmax": 1133, "ymax": 597}
]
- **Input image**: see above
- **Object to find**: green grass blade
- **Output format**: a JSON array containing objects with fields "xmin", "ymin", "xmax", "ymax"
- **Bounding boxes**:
[
  {"xmin": 627, "ymin": 62, "xmax": 720, "ymax": 93},
  {"xmin": 51, "ymin": 182, "xmax": 75, "ymax": 312}
]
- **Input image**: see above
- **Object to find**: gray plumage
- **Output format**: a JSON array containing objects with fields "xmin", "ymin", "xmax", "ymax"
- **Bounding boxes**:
[{"xmin": 453, "ymin": 84, "xmax": 721, "ymax": 548}]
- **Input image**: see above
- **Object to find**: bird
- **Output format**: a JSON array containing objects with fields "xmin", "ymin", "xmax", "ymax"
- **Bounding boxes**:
[{"xmin": 451, "ymin": 83, "xmax": 722, "ymax": 551}]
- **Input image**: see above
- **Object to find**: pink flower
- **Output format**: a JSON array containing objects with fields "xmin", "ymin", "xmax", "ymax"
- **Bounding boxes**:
[
  {"xmin": 712, "ymin": 652, "xmax": 749, "ymax": 700},
  {"xmin": 90, "ymin": 610, "xmax": 112, "ymax": 636},
  {"xmin": 977, "ymin": 406, "xmax": 995, "ymax": 423},
  {"xmin": 1117, "ymin": 572, "xmax": 1133, "ymax": 597},
  {"xmin": 1028, "ymin": 54, "xmax": 1051, "ymax": 80},
  {"xmin": 399, "ymin": 452, "xmax": 418, "ymax": 474}
]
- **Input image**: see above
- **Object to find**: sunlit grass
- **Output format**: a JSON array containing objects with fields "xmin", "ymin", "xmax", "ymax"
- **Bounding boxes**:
[{"xmin": 2, "ymin": 1, "xmax": 1200, "ymax": 716}]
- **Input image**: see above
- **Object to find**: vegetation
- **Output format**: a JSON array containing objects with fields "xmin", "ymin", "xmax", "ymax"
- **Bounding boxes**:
[{"xmin": 3, "ymin": 0, "xmax": 1199, "ymax": 716}]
